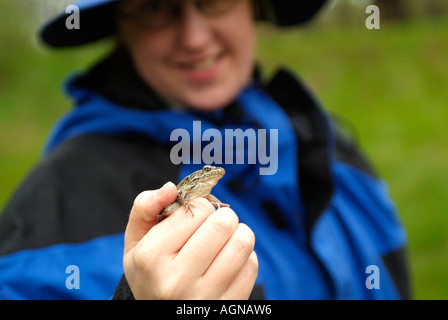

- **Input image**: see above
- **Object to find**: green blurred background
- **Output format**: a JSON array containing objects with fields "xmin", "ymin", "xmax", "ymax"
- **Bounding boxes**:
[{"xmin": 0, "ymin": 0, "xmax": 447, "ymax": 299}]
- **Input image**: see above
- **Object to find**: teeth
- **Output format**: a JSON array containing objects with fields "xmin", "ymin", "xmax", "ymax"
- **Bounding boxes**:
[{"xmin": 186, "ymin": 57, "xmax": 216, "ymax": 70}]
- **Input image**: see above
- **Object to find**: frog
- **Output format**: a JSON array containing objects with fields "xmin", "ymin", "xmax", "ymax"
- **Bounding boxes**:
[{"xmin": 157, "ymin": 165, "xmax": 229, "ymax": 222}]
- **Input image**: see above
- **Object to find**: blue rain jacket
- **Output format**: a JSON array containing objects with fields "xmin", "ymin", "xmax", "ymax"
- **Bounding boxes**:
[{"xmin": 0, "ymin": 51, "xmax": 409, "ymax": 299}]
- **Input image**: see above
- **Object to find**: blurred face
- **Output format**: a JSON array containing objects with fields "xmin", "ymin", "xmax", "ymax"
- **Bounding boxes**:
[{"xmin": 117, "ymin": 0, "xmax": 256, "ymax": 111}]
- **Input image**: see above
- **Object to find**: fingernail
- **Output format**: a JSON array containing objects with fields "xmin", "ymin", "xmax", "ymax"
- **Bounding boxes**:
[{"xmin": 158, "ymin": 181, "xmax": 174, "ymax": 195}]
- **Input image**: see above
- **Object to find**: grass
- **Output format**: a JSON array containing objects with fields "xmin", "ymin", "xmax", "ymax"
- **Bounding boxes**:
[{"xmin": 1, "ymin": 8, "xmax": 447, "ymax": 299}]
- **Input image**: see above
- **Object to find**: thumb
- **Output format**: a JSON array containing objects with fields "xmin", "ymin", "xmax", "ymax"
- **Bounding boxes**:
[{"xmin": 124, "ymin": 182, "xmax": 177, "ymax": 255}]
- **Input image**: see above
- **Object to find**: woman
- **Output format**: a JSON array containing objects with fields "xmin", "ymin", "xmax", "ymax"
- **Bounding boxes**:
[{"xmin": 0, "ymin": 0, "xmax": 410, "ymax": 299}]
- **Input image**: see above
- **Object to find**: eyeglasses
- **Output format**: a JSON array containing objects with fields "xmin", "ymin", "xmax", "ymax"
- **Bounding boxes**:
[{"xmin": 118, "ymin": 0, "xmax": 239, "ymax": 28}]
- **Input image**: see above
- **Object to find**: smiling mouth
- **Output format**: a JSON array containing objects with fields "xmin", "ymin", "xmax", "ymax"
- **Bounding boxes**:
[
  {"xmin": 180, "ymin": 54, "xmax": 221, "ymax": 70},
  {"xmin": 175, "ymin": 52, "xmax": 225, "ymax": 83}
]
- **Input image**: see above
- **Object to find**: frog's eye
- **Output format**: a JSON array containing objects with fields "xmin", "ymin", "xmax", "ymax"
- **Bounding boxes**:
[{"xmin": 203, "ymin": 165, "xmax": 212, "ymax": 172}]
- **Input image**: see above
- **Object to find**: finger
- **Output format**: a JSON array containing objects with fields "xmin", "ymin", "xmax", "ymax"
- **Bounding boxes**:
[
  {"xmin": 222, "ymin": 250, "xmax": 259, "ymax": 300},
  {"xmin": 124, "ymin": 182, "xmax": 177, "ymax": 255},
  {"xmin": 202, "ymin": 223, "xmax": 256, "ymax": 294},
  {"xmin": 146, "ymin": 196, "xmax": 217, "ymax": 255},
  {"xmin": 174, "ymin": 207, "xmax": 239, "ymax": 277}
]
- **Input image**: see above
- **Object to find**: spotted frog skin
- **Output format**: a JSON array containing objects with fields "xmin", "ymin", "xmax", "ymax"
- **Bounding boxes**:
[{"xmin": 157, "ymin": 165, "xmax": 229, "ymax": 222}]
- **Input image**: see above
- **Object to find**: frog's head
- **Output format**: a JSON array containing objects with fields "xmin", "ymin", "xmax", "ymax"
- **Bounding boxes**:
[{"xmin": 196, "ymin": 165, "xmax": 225, "ymax": 184}]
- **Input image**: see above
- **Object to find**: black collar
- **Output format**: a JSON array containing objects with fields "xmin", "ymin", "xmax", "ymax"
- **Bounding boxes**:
[{"xmin": 71, "ymin": 48, "xmax": 169, "ymax": 111}]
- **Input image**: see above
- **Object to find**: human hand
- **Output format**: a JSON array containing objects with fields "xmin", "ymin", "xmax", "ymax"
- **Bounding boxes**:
[{"xmin": 123, "ymin": 182, "xmax": 258, "ymax": 300}]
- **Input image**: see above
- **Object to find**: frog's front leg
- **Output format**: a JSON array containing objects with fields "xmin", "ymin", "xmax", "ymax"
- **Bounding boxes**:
[
  {"xmin": 206, "ymin": 194, "xmax": 230, "ymax": 210},
  {"xmin": 181, "ymin": 191, "xmax": 196, "ymax": 217}
]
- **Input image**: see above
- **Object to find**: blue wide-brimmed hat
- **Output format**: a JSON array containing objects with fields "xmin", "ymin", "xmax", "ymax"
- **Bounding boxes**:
[{"xmin": 41, "ymin": 0, "xmax": 327, "ymax": 47}]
